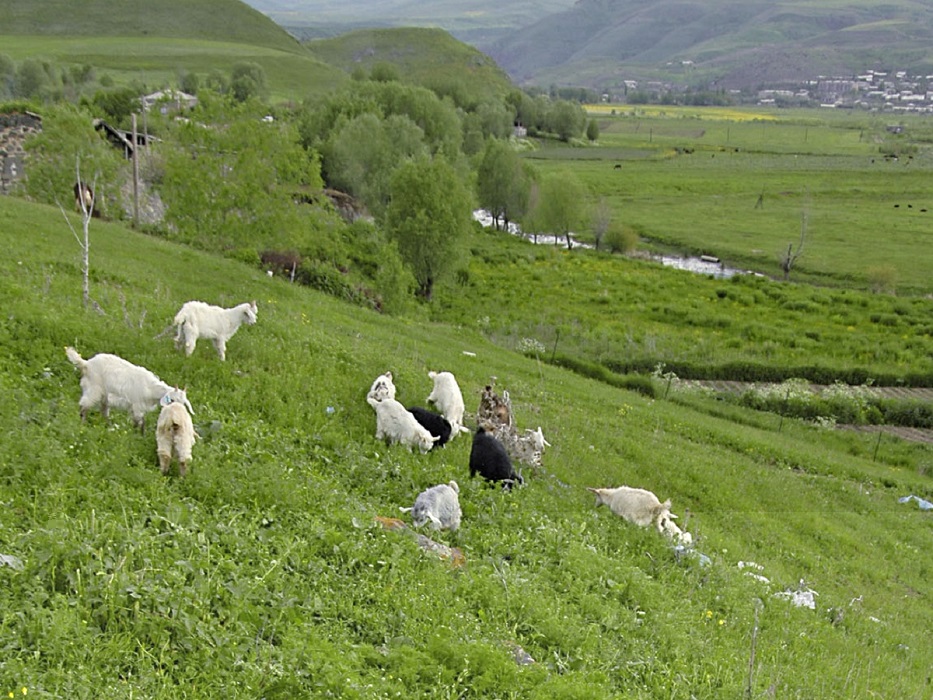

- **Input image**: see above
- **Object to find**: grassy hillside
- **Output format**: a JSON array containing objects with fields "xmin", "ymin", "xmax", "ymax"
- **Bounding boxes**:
[
  {"xmin": 483, "ymin": 0, "xmax": 933, "ymax": 89},
  {"xmin": 1, "ymin": 195, "xmax": 931, "ymax": 697},
  {"xmin": 0, "ymin": 0, "xmax": 347, "ymax": 101},
  {"xmin": 304, "ymin": 27, "xmax": 516, "ymax": 102},
  {"xmin": 0, "ymin": 0, "xmax": 300, "ymax": 51}
]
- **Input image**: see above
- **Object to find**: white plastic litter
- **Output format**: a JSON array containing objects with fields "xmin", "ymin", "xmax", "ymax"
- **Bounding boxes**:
[
  {"xmin": 1, "ymin": 554, "xmax": 24, "ymax": 570},
  {"xmin": 898, "ymin": 495, "xmax": 933, "ymax": 511}
]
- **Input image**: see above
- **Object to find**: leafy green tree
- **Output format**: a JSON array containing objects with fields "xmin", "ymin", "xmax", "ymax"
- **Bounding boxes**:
[
  {"xmin": 586, "ymin": 118, "xmax": 600, "ymax": 142},
  {"xmin": 506, "ymin": 89, "xmax": 537, "ymax": 132},
  {"xmin": 548, "ymin": 99, "xmax": 586, "ymax": 141},
  {"xmin": 538, "ymin": 171, "xmax": 588, "ymax": 249},
  {"xmin": 476, "ymin": 139, "xmax": 530, "ymax": 231},
  {"xmin": 370, "ymin": 62, "xmax": 400, "ymax": 83},
  {"xmin": 385, "ymin": 156, "xmax": 473, "ymax": 300},
  {"xmin": 84, "ymin": 87, "xmax": 140, "ymax": 126},
  {"xmin": 180, "ymin": 71, "xmax": 200, "ymax": 96},
  {"xmin": 205, "ymin": 69, "xmax": 229, "ymax": 95},
  {"xmin": 23, "ymin": 103, "xmax": 122, "ymax": 216},
  {"xmin": 324, "ymin": 112, "xmax": 427, "ymax": 217},
  {"xmin": 160, "ymin": 104, "xmax": 322, "ymax": 252},
  {"xmin": 231, "ymin": 62, "xmax": 268, "ymax": 103},
  {"xmin": 15, "ymin": 59, "xmax": 50, "ymax": 99}
]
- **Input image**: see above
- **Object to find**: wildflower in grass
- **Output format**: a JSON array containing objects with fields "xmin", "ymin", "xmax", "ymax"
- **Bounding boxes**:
[
  {"xmin": 519, "ymin": 336, "xmax": 545, "ymax": 357},
  {"xmin": 705, "ymin": 610, "xmax": 713, "ymax": 619},
  {"xmin": 618, "ymin": 403, "xmax": 632, "ymax": 417}
]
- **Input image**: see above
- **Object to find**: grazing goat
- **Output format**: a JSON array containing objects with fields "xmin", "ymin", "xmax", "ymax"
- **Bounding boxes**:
[
  {"xmin": 587, "ymin": 486, "xmax": 678, "ymax": 534},
  {"xmin": 476, "ymin": 384, "xmax": 550, "ymax": 468},
  {"xmin": 469, "ymin": 425, "xmax": 523, "ymax": 489},
  {"xmin": 156, "ymin": 399, "xmax": 198, "ymax": 477},
  {"xmin": 65, "ymin": 346, "xmax": 193, "ymax": 432},
  {"xmin": 407, "ymin": 406, "xmax": 452, "ymax": 449},
  {"xmin": 476, "ymin": 384, "xmax": 512, "ymax": 428},
  {"xmin": 173, "ymin": 300, "xmax": 257, "ymax": 361},
  {"xmin": 401, "ymin": 481, "xmax": 462, "ymax": 531},
  {"xmin": 426, "ymin": 370, "xmax": 469, "ymax": 437},
  {"xmin": 367, "ymin": 371, "xmax": 397, "ymax": 402},
  {"xmin": 368, "ymin": 396, "xmax": 439, "ymax": 453}
]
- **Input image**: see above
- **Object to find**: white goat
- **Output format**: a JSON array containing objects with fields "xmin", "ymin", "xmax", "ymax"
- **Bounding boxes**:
[
  {"xmin": 588, "ymin": 486, "xmax": 677, "ymax": 533},
  {"xmin": 65, "ymin": 346, "xmax": 193, "ymax": 432},
  {"xmin": 659, "ymin": 514, "xmax": 692, "ymax": 545},
  {"xmin": 156, "ymin": 400, "xmax": 198, "ymax": 477},
  {"xmin": 173, "ymin": 300, "xmax": 257, "ymax": 361},
  {"xmin": 426, "ymin": 370, "xmax": 469, "ymax": 437},
  {"xmin": 367, "ymin": 396, "xmax": 439, "ymax": 453},
  {"xmin": 367, "ymin": 371, "xmax": 397, "ymax": 402},
  {"xmin": 400, "ymin": 481, "xmax": 462, "ymax": 531}
]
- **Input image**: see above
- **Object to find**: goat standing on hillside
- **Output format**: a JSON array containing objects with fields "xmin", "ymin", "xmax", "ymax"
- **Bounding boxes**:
[
  {"xmin": 65, "ymin": 346, "xmax": 193, "ymax": 432},
  {"xmin": 156, "ymin": 399, "xmax": 198, "ymax": 477},
  {"xmin": 173, "ymin": 300, "xmax": 257, "ymax": 361}
]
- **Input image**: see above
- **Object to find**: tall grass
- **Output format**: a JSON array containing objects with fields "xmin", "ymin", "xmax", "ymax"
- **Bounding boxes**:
[{"xmin": 0, "ymin": 195, "xmax": 930, "ymax": 697}]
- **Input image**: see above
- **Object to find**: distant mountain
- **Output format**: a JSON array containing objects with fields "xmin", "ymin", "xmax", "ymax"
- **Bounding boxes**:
[
  {"xmin": 244, "ymin": 0, "xmax": 933, "ymax": 92},
  {"xmin": 241, "ymin": 0, "xmax": 575, "ymax": 45},
  {"xmin": 476, "ymin": 0, "xmax": 933, "ymax": 91}
]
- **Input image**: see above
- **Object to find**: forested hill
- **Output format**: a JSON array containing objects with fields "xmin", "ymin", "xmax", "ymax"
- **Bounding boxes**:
[
  {"xmin": 482, "ymin": 0, "xmax": 933, "ymax": 89},
  {"xmin": 0, "ymin": 0, "xmax": 303, "ymax": 53}
]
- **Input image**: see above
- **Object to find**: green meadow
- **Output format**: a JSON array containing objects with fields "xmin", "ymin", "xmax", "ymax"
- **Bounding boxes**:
[
  {"xmin": 1, "ymin": 191, "xmax": 931, "ymax": 697},
  {"xmin": 529, "ymin": 107, "xmax": 933, "ymax": 294}
]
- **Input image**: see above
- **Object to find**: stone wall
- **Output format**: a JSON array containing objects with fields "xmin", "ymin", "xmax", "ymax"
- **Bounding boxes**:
[{"xmin": 0, "ymin": 112, "xmax": 42, "ymax": 194}]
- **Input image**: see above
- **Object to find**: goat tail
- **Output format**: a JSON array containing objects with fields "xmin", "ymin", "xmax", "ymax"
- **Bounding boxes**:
[{"xmin": 64, "ymin": 346, "xmax": 87, "ymax": 371}]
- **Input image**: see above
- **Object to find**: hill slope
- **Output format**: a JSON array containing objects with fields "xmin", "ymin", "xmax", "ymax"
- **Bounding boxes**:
[
  {"xmin": 305, "ymin": 27, "xmax": 517, "ymax": 101},
  {"xmin": 243, "ymin": 0, "xmax": 576, "ymax": 44},
  {"xmin": 0, "ymin": 196, "xmax": 931, "ymax": 697},
  {"xmin": 0, "ymin": 0, "xmax": 347, "ymax": 100},
  {"xmin": 484, "ymin": 0, "xmax": 933, "ymax": 89},
  {"xmin": 0, "ymin": 0, "xmax": 302, "ymax": 52}
]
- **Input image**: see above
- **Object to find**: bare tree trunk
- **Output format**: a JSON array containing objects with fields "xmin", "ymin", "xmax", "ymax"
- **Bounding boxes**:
[{"xmin": 59, "ymin": 157, "xmax": 104, "ymax": 314}]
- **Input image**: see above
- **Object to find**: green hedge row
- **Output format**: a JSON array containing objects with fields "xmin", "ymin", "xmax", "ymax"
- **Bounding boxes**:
[{"xmin": 604, "ymin": 359, "xmax": 933, "ymax": 388}]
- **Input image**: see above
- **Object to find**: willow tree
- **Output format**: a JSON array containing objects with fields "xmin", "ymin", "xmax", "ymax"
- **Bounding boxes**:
[{"xmin": 384, "ymin": 156, "xmax": 473, "ymax": 300}]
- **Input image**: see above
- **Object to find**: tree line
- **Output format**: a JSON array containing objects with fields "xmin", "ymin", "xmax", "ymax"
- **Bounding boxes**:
[{"xmin": 8, "ymin": 59, "xmax": 632, "ymax": 314}]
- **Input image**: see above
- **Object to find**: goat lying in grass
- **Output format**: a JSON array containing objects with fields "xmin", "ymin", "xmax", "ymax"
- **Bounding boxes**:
[
  {"xmin": 173, "ymin": 300, "xmax": 257, "ymax": 361},
  {"xmin": 156, "ymin": 399, "xmax": 198, "ymax": 477},
  {"xmin": 65, "ymin": 346, "xmax": 193, "ymax": 432}
]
